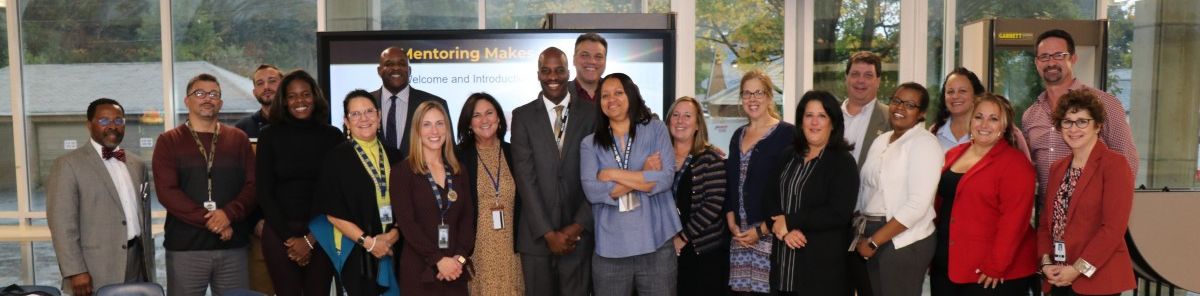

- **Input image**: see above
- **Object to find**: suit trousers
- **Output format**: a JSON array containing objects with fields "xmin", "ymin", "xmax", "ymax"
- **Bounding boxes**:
[
  {"xmin": 592, "ymin": 241, "xmax": 677, "ymax": 296},
  {"xmin": 125, "ymin": 236, "xmax": 147, "ymax": 282},
  {"xmin": 166, "ymin": 247, "xmax": 249, "ymax": 296},
  {"xmin": 521, "ymin": 247, "xmax": 592, "ymax": 296}
]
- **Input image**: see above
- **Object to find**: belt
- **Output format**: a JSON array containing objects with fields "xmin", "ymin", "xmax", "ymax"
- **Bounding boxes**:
[{"xmin": 847, "ymin": 214, "xmax": 885, "ymax": 251}]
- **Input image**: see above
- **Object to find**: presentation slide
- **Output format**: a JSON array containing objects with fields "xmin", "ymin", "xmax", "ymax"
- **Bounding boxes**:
[{"xmin": 320, "ymin": 31, "xmax": 674, "ymax": 139}]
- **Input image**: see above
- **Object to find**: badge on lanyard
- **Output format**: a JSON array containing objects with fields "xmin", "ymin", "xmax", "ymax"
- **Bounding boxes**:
[
  {"xmin": 438, "ymin": 223, "xmax": 450, "ymax": 249},
  {"xmin": 1053, "ymin": 241, "xmax": 1067, "ymax": 262},
  {"xmin": 203, "ymin": 201, "xmax": 217, "ymax": 211},
  {"xmin": 379, "ymin": 205, "xmax": 394, "ymax": 225},
  {"xmin": 492, "ymin": 210, "xmax": 504, "ymax": 230}
]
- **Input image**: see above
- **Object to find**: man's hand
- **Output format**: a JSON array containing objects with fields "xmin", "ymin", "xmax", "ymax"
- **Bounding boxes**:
[
  {"xmin": 544, "ymin": 231, "xmax": 572, "ymax": 255},
  {"xmin": 69, "ymin": 272, "xmax": 94, "ymax": 296},
  {"xmin": 218, "ymin": 227, "xmax": 233, "ymax": 241},
  {"xmin": 204, "ymin": 209, "xmax": 231, "ymax": 234}
]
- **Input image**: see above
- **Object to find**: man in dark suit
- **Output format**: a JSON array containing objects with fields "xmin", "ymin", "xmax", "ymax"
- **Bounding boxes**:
[
  {"xmin": 565, "ymin": 32, "xmax": 607, "ymax": 102},
  {"xmin": 48, "ymin": 98, "xmax": 155, "ymax": 296},
  {"xmin": 511, "ymin": 47, "xmax": 598, "ymax": 296},
  {"xmin": 372, "ymin": 46, "xmax": 451, "ymax": 157}
]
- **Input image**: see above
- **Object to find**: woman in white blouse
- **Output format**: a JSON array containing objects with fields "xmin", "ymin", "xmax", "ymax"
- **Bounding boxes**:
[{"xmin": 853, "ymin": 82, "xmax": 943, "ymax": 296}]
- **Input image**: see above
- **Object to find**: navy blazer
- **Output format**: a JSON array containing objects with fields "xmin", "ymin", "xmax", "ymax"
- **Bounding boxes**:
[{"xmin": 724, "ymin": 122, "xmax": 796, "ymax": 227}]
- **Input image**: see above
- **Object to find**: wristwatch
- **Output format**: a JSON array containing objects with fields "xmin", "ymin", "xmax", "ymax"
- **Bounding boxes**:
[
  {"xmin": 868, "ymin": 239, "xmax": 879, "ymax": 251},
  {"xmin": 456, "ymin": 255, "xmax": 468, "ymax": 265},
  {"xmin": 357, "ymin": 235, "xmax": 366, "ymax": 246}
]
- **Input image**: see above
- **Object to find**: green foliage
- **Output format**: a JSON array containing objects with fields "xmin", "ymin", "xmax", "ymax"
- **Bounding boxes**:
[
  {"xmin": 486, "ymin": 0, "xmax": 643, "ymax": 29},
  {"xmin": 694, "ymin": 0, "xmax": 783, "ymax": 95}
]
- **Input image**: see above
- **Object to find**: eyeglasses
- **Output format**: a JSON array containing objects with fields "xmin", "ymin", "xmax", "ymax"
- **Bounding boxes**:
[
  {"xmin": 741, "ymin": 91, "xmax": 768, "ymax": 100},
  {"xmin": 348, "ymin": 109, "xmax": 378, "ymax": 120},
  {"xmin": 96, "ymin": 118, "xmax": 126, "ymax": 127},
  {"xmin": 189, "ymin": 90, "xmax": 222, "ymax": 99},
  {"xmin": 1037, "ymin": 52, "xmax": 1071, "ymax": 62},
  {"xmin": 888, "ymin": 99, "xmax": 920, "ymax": 111},
  {"xmin": 1059, "ymin": 118, "xmax": 1094, "ymax": 129}
]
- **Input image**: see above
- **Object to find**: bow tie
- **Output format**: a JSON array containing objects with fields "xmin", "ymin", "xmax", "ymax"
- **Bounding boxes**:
[{"xmin": 102, "ymin": 147, "xmax": 126, "ymax": 162}]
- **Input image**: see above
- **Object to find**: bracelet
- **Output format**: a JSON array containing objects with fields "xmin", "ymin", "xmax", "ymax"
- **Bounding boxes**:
[
  {"xmin": 754, "ymin": 224, "xmax": 765, "ymax": 238},
  {"xmin": 302, "ymin": 235, "xmax": 314, "ymax": 250},
  {"xmin": 366, "ymin": 237, "xmax": 377, "ymax": 252}
]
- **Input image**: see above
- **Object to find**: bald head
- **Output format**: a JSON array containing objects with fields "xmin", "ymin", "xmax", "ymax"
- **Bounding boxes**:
[
  {"xmin": 538, "ymin": 47, "xmax": 570, "ymax": 102},
  {"xmin": 378, "ymin": 46, "xmax": 411, "ymax": 93}
]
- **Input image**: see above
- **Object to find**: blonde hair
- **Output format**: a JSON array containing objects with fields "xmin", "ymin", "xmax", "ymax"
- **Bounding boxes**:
[
  {"xmin": 406, "ymin": 101, "xmax": 461, "ymax": 175},
  {"xmin": 667, "ymin": 96, "xmax": 712, "ymax": 155},
  {"xmin": 739, "ymin": 69, "xmax": 781, "ymax": 120}
]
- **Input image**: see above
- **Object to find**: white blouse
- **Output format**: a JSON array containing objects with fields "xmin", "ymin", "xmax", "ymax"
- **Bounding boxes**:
[{"xmin": 856, "ymin": 127, "xmax": 943, "ymax": 249}]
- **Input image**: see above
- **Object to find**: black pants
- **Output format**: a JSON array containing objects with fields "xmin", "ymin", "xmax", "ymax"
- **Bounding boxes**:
[
  {"xmin": 261, "ymin": 224, "xmax": 335, "ymax": 295},
  {"xmin": 846, "ymin": 251, "xmax": 873, "ymax": 296},
  {"xmin": 1049, "ymin": 286, "xmax": 1120, "ymax": 296},
  {"xmin": 677, "ymin": 245, "xmax": 729, "ymax": 296},
  {"xmin": 929, "ymin": 270, "xmax": 1034, "ymax": 296}
]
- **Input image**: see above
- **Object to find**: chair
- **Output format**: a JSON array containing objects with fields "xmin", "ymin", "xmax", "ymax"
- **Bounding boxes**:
[
  {"xmin": 4, "ymin": 285, "xmax": 61, "ymax": 296},
  {"xmin": 94, "ymin": 283, "xmax": 164, "ymax": 296},
  {"xmin": 220, "ymin": 288, "xmax": 266, "ymax": 296}
]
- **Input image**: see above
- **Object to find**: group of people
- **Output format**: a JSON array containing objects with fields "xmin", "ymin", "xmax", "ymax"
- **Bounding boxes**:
[{"xmin": 45, "ymin": 29, "xmax": 1138, "ymax": 296}]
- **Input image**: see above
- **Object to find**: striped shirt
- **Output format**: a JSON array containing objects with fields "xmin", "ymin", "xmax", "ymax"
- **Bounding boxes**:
[
  {"xmin": 674, "ymin": 149, "xmax": 728, "ymax": 254},
  {"xmin": 1022, "ymin": 79, "xmax": 1138, "ymax": 194}
]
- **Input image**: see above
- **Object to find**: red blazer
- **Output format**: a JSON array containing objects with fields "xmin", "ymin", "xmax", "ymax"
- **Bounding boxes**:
[
  {"xmin": 937, "ymin": 139, "xmax": 1038, "ymax": 283},
  {"xmin": 1036, "ymin": 141, "xmax": 1135, "ymax": 294}
]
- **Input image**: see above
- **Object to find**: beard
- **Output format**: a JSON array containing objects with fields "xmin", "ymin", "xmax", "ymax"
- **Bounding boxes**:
[{"xmin": 1041, "ymin": 65, "xmax": 1065, "ymax": 84}]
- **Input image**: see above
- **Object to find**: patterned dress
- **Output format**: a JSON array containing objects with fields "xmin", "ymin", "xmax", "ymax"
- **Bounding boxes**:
[
  {"xmin": 468, "ymin": 144, "xmax": 524, "ymax": 296},
  {"xmin": 728, "ymin": 125, "xmax": 777, "ymax": 293}
]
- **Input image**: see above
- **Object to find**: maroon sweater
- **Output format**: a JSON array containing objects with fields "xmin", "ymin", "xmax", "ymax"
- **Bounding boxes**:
[{"xmin": 153, "ymin": 123, "xmax": 256, "ymax": 251}]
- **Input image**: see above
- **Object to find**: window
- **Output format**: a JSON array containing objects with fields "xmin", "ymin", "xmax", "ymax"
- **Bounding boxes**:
[
  {"xmin": 172, "ymin": 0, "xmax": 318, "ymax": 125},
  {"xmin": 486, "ymin": 0, "xmax": 669, "ymax": 29},
  {"xmin": 694, "ymin": 0, "xmax": 784, "ymax": 152},
  {"xmin": 0, "ymin": 3, "xmax": 14, "ymax": 215},
  {"xmin": 813, "ymin": 0, "xmax": 901, "ymax": 102},
  {"xmin": 20, "ymin": 0, "xmax": 164, "ymax": 213}
]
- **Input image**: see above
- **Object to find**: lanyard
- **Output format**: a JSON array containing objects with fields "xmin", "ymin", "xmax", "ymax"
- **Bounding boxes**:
[
  {"xmin": 477, "ymin": 148, "xmax": 503, "ymax": 208},
  {"xmin": 672, "ymin": 154, "xmax": 693, "ymax": 195},
  {"xmin": 350, "ymin": 139, "xmax": 391, "ymax": 229},
  {"xmin": 611, "ymin": 132, "xmax": 634, "ymax": 170},
  {"xmin": 185, "ymin": 121, "xmax": 220, "ymax": 203},
  {"xmin": 425, "ymin": 163, "xmax": 455, "ymax": 225}
]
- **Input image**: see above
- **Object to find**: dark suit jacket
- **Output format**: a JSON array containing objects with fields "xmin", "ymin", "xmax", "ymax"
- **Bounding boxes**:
[
  {"xmin": 371, "ymin": 86, "xmax": 451, "ymax": 158},
  {"xmin": 46, "ymin": 142, "xmax": 155, "ymax": 291},
  {"xmin": 455, "ymin": 142, "xmax": 521, "ymax": 253},
  {"xmin": 510, "ymin": 94, "xmax": 597, "ymax": 256},
  {"xmin": 1036, "ymin": 141, "xmax": 1135, "ymax": 295},
  {"xmin": 938, "ymin": 139, "xmax": 1037, "ymax": 282},
  {"xmin": 764, "ymin": 146, "xmax": 859, "ymax": 293}
]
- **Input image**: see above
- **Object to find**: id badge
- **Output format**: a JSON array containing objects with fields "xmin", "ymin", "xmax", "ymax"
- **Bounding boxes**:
[
  {"xmin": 1053, "ymin": 241, "xmax": 1067, "ymax": 262},
  {"xmin": 491, "ymin": 210, "xmax": 504, "ymax": 230},
  {"xmin": 438, "ymin": 224, "xmax": 450, "ymax": 249},
  {"xmin": 379, "ymin": 206, "xmax": 394, "ymax": 225},
  {"xmin": 203, "ymin": 201, "xmax": 217, "ymax": 211}
]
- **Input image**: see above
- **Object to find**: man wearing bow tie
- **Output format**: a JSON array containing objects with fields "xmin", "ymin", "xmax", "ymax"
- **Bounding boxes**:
[{"xmin": 48, "ymin": 98, "xmax": 155, "ymax": 296}]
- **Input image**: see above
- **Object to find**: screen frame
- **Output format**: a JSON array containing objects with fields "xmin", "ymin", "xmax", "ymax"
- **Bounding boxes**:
[{"xmin": 316, "ymin": 28, "xmax": 677, "ymax": 124}]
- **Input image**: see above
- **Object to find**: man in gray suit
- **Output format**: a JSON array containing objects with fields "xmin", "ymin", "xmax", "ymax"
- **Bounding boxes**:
[
  {"xmin": 372, "ymin": 46, "xmax": 451, "ymax": 158},
  {"xmin": 842, "ymin": 51, "xmax": 890, "ymax": 296},
  {"xmin": 48, "ymin": 98, "xmax": 154, "ymax": 296},
  {"xmin": 511, "ymin": 47, "xmax": 598, "ymax": 296}
]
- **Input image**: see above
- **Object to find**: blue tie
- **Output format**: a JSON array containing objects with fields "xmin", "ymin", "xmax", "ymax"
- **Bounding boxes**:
[{"xmin": 387, "ymin": 95, "xmax": 399, "ymax": 148}]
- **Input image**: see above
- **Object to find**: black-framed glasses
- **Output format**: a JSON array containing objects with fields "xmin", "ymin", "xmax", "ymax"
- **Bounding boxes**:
[
  {"xmin": 348, "ymin": 109, "xmax": 379, "ymax": 120},
  {"xmin": 1037, "ymin": 52, "xmax": 1071, "ymax": 62},
  {"xmin": 96, "ymin": 118, "xmax": 126, "ymax": 127},
  {"xmin": 741, "ymin": 91, "xmax": 768, "ymax": 100},
  {"xmin": 1059, "ymin": 118, "xmax": 1094, "ymax": 129},
  {"xmin": 189, "ymin": 90, "xmax": 222, "ymax": 99},
  {"xmin": 888, "ymin": 99, "xmax": 919, "ymax": 111}
]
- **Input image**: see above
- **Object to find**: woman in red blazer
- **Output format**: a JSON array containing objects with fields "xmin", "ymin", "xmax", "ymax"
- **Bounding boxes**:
[
  {"xmin": 931, "ymin": 94, "xmax": 1038, "ymax": 295},
  {"xmin": 1036, "ymin": 90, "xmax": 1135, "ymax": 296}
]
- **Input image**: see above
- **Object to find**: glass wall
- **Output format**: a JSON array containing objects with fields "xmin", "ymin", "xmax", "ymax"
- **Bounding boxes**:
[
  {"xmin": 20, "ymin": 0, "xmax": 164, "ymax": 213},
  {"xmin": 172, "ymin": 0, "xmax": 318, "ymax": 125},
  {"xmin": 486, "ymin": 0, "xmax": 670, "ymax": 29},
  {"xmin": 813, "ymin": 0, "xmax": 901, "ymax": 101},
  {"xmin": 694, "ymin": 0, "xmax": 784, "ymax": 152},
  {"xmin": 382, "ymin": 0, "xmax": 477, "ymax": 29},
  {"xmin": 0, "ymin": 3, "xmax": 15, "ymax": 215}
]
